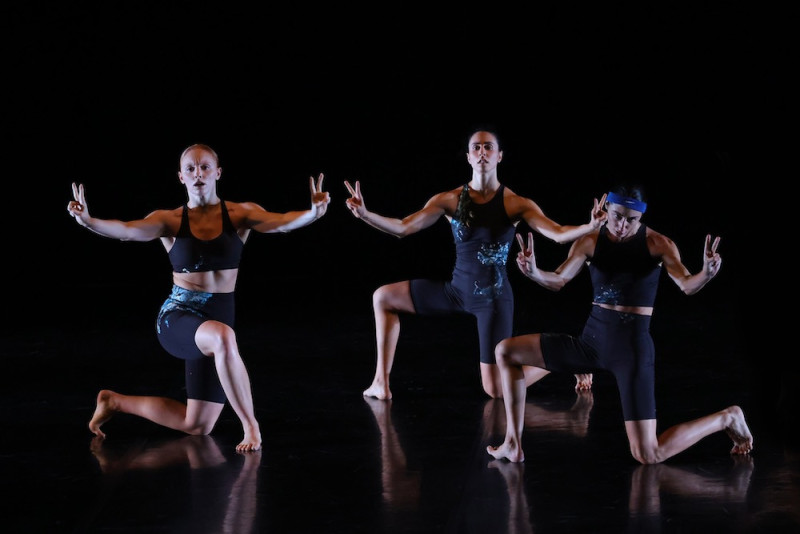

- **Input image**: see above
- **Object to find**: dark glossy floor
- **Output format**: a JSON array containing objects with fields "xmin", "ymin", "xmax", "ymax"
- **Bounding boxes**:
[{"xmin": 3, "ymin": 291, "xmax": 798, "ymax": 534}]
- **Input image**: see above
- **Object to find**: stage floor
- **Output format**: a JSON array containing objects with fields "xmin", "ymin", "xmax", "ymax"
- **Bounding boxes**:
[{"xmin": 3, "ymin": 305, "xmax": 797, "ymax": 534}]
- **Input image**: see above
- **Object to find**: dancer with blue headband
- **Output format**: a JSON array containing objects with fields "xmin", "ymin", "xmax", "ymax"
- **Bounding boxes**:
[{"xmin": 488, "ymin": 184, "xmax": 753, "ymax": 464}]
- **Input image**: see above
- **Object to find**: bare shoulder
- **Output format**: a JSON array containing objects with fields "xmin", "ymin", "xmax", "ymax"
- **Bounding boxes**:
[
  {"xmin": 425, "ymin": 187, "xmax": 462, "ymax": 211},
  {"xmin": 145, "ymin": 206, "xmax": 183, "ymax": 236},
  {"xmin": 645, "ymin": 227, "xmax": 678, "ymax": 255},
  {"xmin": 501, "ymin": 186, "xmax": 539, "ymax": 218},
  {"xmin": 574, "ymin": 230, "xmax": 600, "ymax": 254},
  {"xmin": 223, "ymin": 201, "xmax": 266, "ymax": 226}
]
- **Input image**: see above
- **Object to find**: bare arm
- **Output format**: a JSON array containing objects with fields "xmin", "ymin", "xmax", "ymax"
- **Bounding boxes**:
[
  {"xmin": 246, "ymin": 174, "xmax": 330, "ymax": 233},
  {"xmin": 67, "ymin": 182, "xmax": 170, "ymax": 241},
  {"xmin": 514, "ymin": 193, "xmax": 607, "ymax": 244},
  {"xmin": 657, "ymin": 232, "xmax": 721, "ymax": 295},
  {"xmin": 515, "ymin": 231, "xmax": 594, "ymax": 291},
  {"xmin": 343, "ymin": 180, "xmax": 448, "ymax": 238}
]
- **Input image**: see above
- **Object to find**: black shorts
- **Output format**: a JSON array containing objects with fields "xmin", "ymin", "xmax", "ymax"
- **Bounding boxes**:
[
  {"xmin": 156, "ymin": 285, "xmax": 234, "ymax": 403},
  {"xmin": 409, "ymin": 278, "xmax": 513, "ymax": 364},
  {"xmin": 541, "ymin": 306, "xmax": 656, "ymax": 421}
]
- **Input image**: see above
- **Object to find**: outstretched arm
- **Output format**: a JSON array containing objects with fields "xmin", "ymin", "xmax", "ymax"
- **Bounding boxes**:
[
  {"xmin": 516, "ymin": 231, "xmax": 592, "ymax": 291},
  {"xmin": 343, "ymin": 180, "xmax": 447, "ymax": 238},
  {"xmin": 518, "ymin": 193, "xmax": 607, "ymax": 244},
  {"xmin": 246, "ymin": 173, "xmax": 330, "ymax": 233},
  {"xmin": 660, "ymin": 233, "xmax": 722, "ymax": 295},
  {"xmin": 67, "ymin": 182, "xmax": 169, "ymax": 241}
]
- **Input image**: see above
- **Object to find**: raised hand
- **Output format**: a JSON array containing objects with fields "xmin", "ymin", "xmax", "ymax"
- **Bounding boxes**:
[
  {"xmin": 343, "ymin": 180, "xmax": 366, "ymax": 218},
  {"xmin": 702, "ymin": 234, "xmax": 722, "ymax": 277},
  {"xmin": 68, "ymin": 182, "xmax": 91, "ymax": 226},
  {"xmin": 515, "ymin": 231, "xmax": 538, "ymax": 279},
  {"xmin": 590, "ymin": 193, "xmax": 608, "ymax": 229},
  {"xmin": 309, "ymin": 173, "xmax": 330, "ymax": 218}
]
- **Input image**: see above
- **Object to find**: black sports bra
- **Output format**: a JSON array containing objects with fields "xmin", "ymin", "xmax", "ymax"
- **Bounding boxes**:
[{"xmin": 168, "ymin": 201, "xmax": 244, "ymax": 273}]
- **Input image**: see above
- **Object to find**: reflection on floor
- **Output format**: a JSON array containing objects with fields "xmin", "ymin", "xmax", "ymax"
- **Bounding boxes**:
[{"xmin": 3, "ymin": 311, "xmax": 799, "ymax": 533}]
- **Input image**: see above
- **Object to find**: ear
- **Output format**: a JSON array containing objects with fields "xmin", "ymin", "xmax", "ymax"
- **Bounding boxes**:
[
  {"xmin": 497, "ymin": 150, "xmax": 503, "ymax": 162},
  {"xmin": 216, "ymin": 167, "xmax": 222, "ymax": 180},
  {"xmin": 177, "ymin": 171, "xmax": 185, "ymax": 184}
]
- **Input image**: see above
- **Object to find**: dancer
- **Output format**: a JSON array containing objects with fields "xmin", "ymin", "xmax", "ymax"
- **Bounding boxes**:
[
  {"xmin": 487, "ymin": 185, "xmax": 753, "ymax": 463},
  {"xmin": 345, "ymin": 129, "xmax": 606, "ymax": 400},
  {"xmin": 68, "ymin": 143, "xmax": 330, "ymax": 451}
]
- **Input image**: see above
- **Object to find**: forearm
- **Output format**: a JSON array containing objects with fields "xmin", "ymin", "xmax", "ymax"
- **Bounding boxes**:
[
  {"xmin": 76, "ymin": 217, "xmax": 150, "ymax": 241},
  {"xmin": 529, "ymin": 270, "xmax": 568, "ymax": 291},
  {"xmin": 357, "ymin": 210, "xmax": 414, "ymax": 238},
  {"xmin": 543, "ymin": 223, "xmax": 597, "ymax": 244},
  {"xmin": 258, "ymin": 210, "xmax": 318, "ymax": 233},
  {"xmin": 676, "ymin": 271, "xmax": 715, "ymax": 295}
]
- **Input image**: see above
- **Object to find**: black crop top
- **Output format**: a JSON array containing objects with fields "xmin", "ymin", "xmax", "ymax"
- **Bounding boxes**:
[
  {"xmin": 168, "ymin": 201, "xmax": 244, "ymax": 273},
  {"xmin": 588, "ymin": 224, "xmax": 662, "ymax": 307}
]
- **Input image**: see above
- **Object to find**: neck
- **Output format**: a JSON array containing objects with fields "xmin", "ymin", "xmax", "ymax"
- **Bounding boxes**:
[
  {"xmin": 469, "ymin": 171, "xmax": 499, "ymax": 194},
  {"xmin": 186, "ymin": 192, "xmax": 220, "ymax": 209}
]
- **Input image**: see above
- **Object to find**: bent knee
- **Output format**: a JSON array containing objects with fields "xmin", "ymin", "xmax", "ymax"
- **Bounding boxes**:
[
  {"xmin": 372, "ymin": 283, "xmax": 412, "ymax": 312},
  {"xmin": 630, "ymin": 447, "xmax": 664, "ymax": 465},
  {"xmin": 481, "ymin": 377, "xmax": 503, "ymax": 399},
  {"xmin": 494, "ymin": 341, "xmax": 514, "ymax": 365},
  {"xmin": 186, "ymin": 420, "xmax": 216, "ymax": 436},
  {"xmin": 483, "ymin": 386, "xmax": 503, "ymax": 399}
]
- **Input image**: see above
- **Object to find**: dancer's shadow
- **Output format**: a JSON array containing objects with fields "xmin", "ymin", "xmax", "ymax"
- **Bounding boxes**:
[
  {"xmin": 447, "ymin": 393, "xmax": 594, "ymax": 534},
  {"xmin": 627, "ymin": 455, "xmax": 754, "ymax": 532},
  {"xmin": 363, "ymin": 397, "xmax": 422, "ymax": 513},
  {"xmin": 481, "ymin": 389, "xmax": 595, "ymax": 443},
  {"xmin": 86, "ymin": 434, "xmax": 261, "ymax": 533}
]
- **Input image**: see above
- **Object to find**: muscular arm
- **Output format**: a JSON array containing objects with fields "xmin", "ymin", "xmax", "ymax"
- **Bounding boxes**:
[
  {"xmin": 510, "ymin": 193, "xmax": 607, "ymax": 244},
  {"xmin": 654, "ymin": 231, "xmax": 721, "ymax": 295},
  {"xmin": 516, "ymin": 231, "xmax": 595, "ymax": 291},
  {"xmin": 68, "ymin": 183, "xmax": 170, "ymax": 241},
  {"xmin": 244, "ymin": 174, "xmax": 330, "ymax": 233},
  {"xmin": 344, "ymin": 180, "xmax": 450, "ymax": 238}
]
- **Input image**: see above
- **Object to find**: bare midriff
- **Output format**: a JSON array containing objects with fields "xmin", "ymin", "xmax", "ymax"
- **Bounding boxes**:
[
  {"xmin": 593, "ymin": 302, "xmax": 653, "ymax": 316},
  {"xmin": 173, "ymin": 269, "xmax": 239, "ymax": 294}
]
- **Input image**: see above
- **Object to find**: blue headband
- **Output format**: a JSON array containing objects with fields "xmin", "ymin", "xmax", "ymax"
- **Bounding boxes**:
[{"xmin": 606, "ymin": 192, "xmax": 647, "ymax": 213}]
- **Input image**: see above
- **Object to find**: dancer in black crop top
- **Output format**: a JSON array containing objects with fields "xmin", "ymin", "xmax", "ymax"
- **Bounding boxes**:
[
  {"xmin": 344, "ymin": 129, "xmax": 607, "ymax": 400},
  {"xmin": 68, "ymin": 143, "xmax": 330, "ymax": 452},
  {"xmin": 168, "ymin": 201, "xmax": 244, "ymax": 273},
  {"xmin": 487, "ymin": 185, "xmax": 753, "ymax": 464}
]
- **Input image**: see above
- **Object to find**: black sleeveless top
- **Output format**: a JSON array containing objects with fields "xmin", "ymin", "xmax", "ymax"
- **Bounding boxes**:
[
  {"xmin": 168, "ymin": 201, "xmax": 244, "ymax": 273},
  {"xmin": 588, "ymin": 224, "xmax": 662, "ymax": 307},
  {"xmin": 450, "ymin": 184, "xmax": 516, "ymax": 300}
]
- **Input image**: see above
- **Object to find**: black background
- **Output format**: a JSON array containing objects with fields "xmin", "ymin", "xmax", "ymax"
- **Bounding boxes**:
[{"xmin": 6, "ymin": 3, "xmax": 780, "ymax": 371}]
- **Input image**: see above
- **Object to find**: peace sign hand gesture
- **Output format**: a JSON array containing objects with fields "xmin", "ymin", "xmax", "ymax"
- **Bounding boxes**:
[
  {"xmin": 515, "ymin": 231, "xmax": 539, "ymax": 280},
  {"xmin": 343, "ymin": 180, "xmax": 366, "ymax": 219},
  {"xmin": 309, "ymin": 173, "xmax": 331, "ymax": 219},
  {"xmin": 68, "ymin": 182, "xmax": 91, "ymax": 227},
  {"xmin": 702, "ymin": 234, "xmax": 722, "ymax": 277}
]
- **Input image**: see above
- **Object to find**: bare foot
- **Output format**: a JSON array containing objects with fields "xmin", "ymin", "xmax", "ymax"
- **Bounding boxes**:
[
  {"xmin": 363, "ymin": 382, "xmax": 392, "ymax": 400},
  {"xmin": 236, "ymin": 424, "xmax": 262, "ymax": 453},
  {"xmin": 725, "ymin": 405, "xmax": 754, "ymax": 455},
  {"xmin": 575, "ymin": 373, "xmax": 593, "ymax": 391},
  {"xmin": 487, "ymin": 439, "xmax": 525, "ymax": 463},
  {"xmin": 89, "ymin": 390, "xmax": 118, "ymax": 439}
]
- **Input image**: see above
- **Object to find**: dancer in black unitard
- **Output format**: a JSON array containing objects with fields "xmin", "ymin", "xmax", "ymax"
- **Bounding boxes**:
[{"xmin": 345, "ymin": 129, "xmax": 607, "ymax": 400}]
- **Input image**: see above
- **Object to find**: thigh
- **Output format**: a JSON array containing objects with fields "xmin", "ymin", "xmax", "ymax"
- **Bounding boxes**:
[
  {"xmin": 496, "ymin": 333, "xmax": 546, "ymax": 367},
  {"xmin": 473, "ymin": 299, "xmax": 513, "ymax": 364},
  {"xmin": 408, "ymin": 279, "xmax": 463, "ymax": 315},
  {"xmin": 608, "ymin": 330, "xmax": 656, "ymax": 421},
  {"xmin": 185, "ymin": 355, "xmax": 227, "ymax": 403}
]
